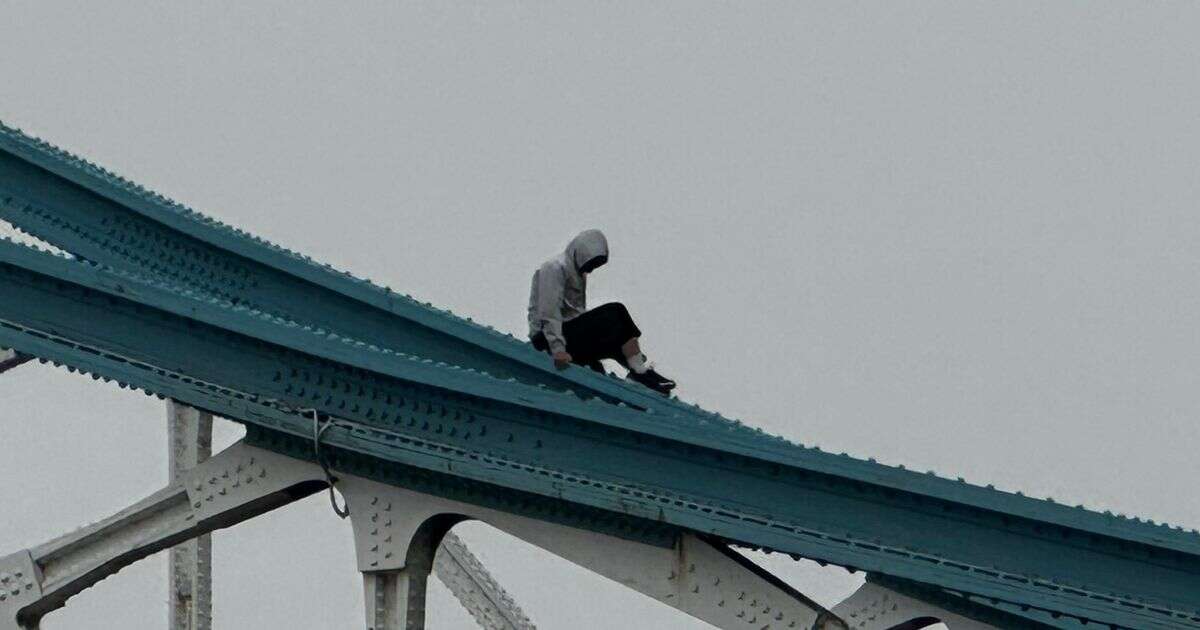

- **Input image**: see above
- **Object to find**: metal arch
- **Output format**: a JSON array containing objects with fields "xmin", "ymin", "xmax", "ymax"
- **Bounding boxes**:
[
  {"xmin": 832, "ymin": 582, "xmax": 999, "ymax": 630},
  {"xmin": 0, "ymin": 440, "xmax": 536, "ymax": 630},
  {"xmin": 336, "ymin": 476, "xmax": 846, "ymax": 630}
]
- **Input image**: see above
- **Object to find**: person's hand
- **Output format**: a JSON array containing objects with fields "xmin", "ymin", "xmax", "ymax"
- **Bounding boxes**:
[{"xmin": 552, "ymin": 351, "xmax": 573, "ymax": 370}]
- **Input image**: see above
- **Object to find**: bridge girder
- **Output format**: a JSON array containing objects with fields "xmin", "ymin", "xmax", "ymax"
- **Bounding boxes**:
[
  {"xmin": 0, "ymin": 439, "xmax": 846, "ymax": 630},
  {"xmin": 2, "ymin": 229, "xmax": 1196, "ymax": 629},
  {"xmin": 2, "ymin": 121, "xmax": 1199, "ymax": 629}
]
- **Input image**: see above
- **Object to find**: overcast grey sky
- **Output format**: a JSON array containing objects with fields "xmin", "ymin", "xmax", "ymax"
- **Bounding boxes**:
[{"xmin": 2, "ymin": 2, "xmax": 1199, "ymax": 628}]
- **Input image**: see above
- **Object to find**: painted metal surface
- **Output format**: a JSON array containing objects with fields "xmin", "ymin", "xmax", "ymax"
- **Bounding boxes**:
[
  {"xmin": 435, "ymin": 533, "xmax": 537, "ymax": 630},
  {"xmin": 833, "ymin": 582, "xmax": 1001, "ymax": 630},
  {"xmin": 364, "ymin": 569, "xmax": 430, "ymax": 630},
  {"xmin": 1, "ymin": 228, "xmax": 1197, "ymax": 628},
  {"xmin": 0, "ymin": 122, "xmax": 1198, "ymax": 628},
  {"xmin": 0, "ymin": 443, "xmax": 326, "ymax": 630},
  {"xmin": 167, "ymin": 401, "xmax": 213, "ymax": 630},
  {"xmin": 0, "ymin": 442, "xmax": 536, "ymax": 630},
  {"xmin": 337, "ymin": 477, "xmax": 842, "ymax": 630},
  {"xmin": 2, "ymin": 119, "xmax": 1191, "ymax": 561}
]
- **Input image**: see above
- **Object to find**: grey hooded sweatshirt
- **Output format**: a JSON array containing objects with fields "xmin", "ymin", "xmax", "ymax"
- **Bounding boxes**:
[{"xmin": 527, "ymin": 229, "xmax": 610, "ymax": 353}]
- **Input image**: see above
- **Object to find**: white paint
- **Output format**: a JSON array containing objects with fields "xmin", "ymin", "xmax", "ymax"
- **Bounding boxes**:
[
  {"xmin": 338, "ymin": 478, "xmax": 845, "ymax": 630},
  {"xmin": 832, "ymin": 582, "xmax": 999, "ymax": 630},
  {"xmin": 167, "ymin": 401, "xmax": 213, "ymax": 630}
]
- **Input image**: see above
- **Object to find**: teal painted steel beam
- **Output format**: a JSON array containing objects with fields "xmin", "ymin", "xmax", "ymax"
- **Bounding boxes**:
[
  {"xmin": 0, "ymin": 239, "xmax": 1197, "ymax": 629},
  {"xmin": 1, "ymin": 120, "xmax": 1196, "ymax": 568}
]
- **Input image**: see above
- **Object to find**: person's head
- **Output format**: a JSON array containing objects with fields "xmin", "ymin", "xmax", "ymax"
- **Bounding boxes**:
[{"xmin": 566, "ymin": 229, "xmax": 609, "ymax": 275}]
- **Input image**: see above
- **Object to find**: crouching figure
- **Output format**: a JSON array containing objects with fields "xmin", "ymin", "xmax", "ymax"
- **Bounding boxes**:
[{"xmin": 528, "ymin": 229, "xmax": 676, "ymax": 395}]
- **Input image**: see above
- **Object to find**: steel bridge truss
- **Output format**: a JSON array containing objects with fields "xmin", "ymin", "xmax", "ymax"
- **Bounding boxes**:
[
  {"xmin": 0, "ymin": 396, "xmax": 978, "ymax": 630},
  {"xmin": 1, "ymin": 121, "xmax": 1199, "ymax": 629}
]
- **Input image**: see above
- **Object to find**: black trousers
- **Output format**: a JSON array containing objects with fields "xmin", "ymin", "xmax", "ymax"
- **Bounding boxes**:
[{"xmin": 531, "ymin": 302, "xmax": 642, "ymax": 372}]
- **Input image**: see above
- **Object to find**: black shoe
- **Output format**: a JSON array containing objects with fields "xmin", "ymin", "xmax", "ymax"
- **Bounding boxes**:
[{"xmin": 628, "ymin": 367, "xmax": 676, "ymax": 395}]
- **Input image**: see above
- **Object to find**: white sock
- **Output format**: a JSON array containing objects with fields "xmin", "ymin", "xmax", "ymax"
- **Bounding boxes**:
[{"xmin": 627, "ymin": 352, "xmax": 649, "ymax": 374}]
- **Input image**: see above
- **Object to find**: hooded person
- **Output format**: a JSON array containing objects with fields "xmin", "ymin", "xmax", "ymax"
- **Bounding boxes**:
[{"xmin": 528, "ymin": 229, "xmax": 676, "ymax": 395}]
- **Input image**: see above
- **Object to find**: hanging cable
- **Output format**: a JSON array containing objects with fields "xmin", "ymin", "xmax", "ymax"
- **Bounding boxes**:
[{"xmin": 311, "ymin": 408, "xmax": 351, "ymax": 518}]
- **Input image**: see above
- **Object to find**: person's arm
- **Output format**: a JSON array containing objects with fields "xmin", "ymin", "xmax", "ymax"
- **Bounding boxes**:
[{"xmin": 534, "ymin": 264, "xmax": 572, "ymax": 368}]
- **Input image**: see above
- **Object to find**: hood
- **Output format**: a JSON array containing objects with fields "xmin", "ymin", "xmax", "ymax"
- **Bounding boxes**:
[{"xmin": 565, "ymin": 229, "xmax": 609, "ymax": 274}]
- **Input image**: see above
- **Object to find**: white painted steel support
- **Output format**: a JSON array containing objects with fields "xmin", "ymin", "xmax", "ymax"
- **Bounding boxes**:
[
  {"xmin": 362, "ymin": 523, "xmax": 537, "ymax": 630},
  {"xmin": 831, "ymin": 581, "xmax": 1000, "ymax": 630},
  {"xmin": 363, "ymin": 519, "xmax": 439, "ymax": 630},
  {"xmin": 0, "ymin": 439, "xmax": 533, "ymax": 630},
  {"xmin": 167, "ymin": 401, "xmax": 214, "ymax": 630},
  {"xmin": 338, "ymin": 477, "xmax": 847, "ymax": 630},
  {"xmin": 435, "ymin": 532, "xmax": 535, "ymax": 630},
  {"xmin": 363, "ymin": 530, "xmax": 538, "ymax": 630},
  {"xmin": 0, "ymin": 429, "xmax": 864, "ymax": 630},
  {"xmin": 0, "ymin": 442, "xmax": 327, "ymax": 630},
  {"xmin": 0, "ymin": 349, "xmax": 29, "ymax": 375},
  {"xmin": 364, "ymin": 570, "xmax": 431, "ymax": 630}
]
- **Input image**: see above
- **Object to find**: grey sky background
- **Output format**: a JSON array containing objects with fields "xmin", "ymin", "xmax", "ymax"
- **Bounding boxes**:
[{"xmin": 1, "ymin": 2, "xmax": 1199, "ymax": 628}]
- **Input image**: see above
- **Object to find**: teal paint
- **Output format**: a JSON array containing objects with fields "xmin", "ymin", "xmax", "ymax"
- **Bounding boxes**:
[
  {"xmin": 1, "ymin": 239, "xmax": 1197, "ymax": 630},
  {"xmin": 1, "ymin": 121, "xmax": 1198, "ymax": 629}
]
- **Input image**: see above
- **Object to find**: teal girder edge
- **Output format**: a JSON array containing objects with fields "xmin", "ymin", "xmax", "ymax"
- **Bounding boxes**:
[
  {"xmin": 0, "ymin": 239, "xmax": 1196, "ymax": 629},
  {"xmin": 0, "ymin": 121, "xmax": 1198, "ymax": 563},
  {"xmin": 0, "ymin": 321, "xmax": 680, "ymax": 551}
]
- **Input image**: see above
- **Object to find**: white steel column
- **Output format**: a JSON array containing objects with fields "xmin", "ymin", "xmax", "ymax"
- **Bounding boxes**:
[
  {"xmin": 363, "ymin": 513, "xmax": 442, "ymax": 630},
  {"xmin": 363, "ymin": 566, "xmax": 432, "ymax": 630},
  {"xmin": 167, "ymin": 401, "xmax": 214, "ymax": 630}
]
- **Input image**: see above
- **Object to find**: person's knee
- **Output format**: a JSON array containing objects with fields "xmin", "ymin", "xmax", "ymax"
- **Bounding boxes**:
[
  {"xmin": 596, "ymin": 302, "xmax": 633, "ymax": 322},
  {"xmin": 596, "ymin": 301, "xmax": 630, "ymax": 316},
  {"xmin": 596, "ymin": 302, "xmax": 639, "ymax": 335}
]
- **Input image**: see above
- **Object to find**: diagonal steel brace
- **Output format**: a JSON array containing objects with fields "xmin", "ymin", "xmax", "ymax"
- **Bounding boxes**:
[{"xmin": 0, "ymin": 441, "xmax": 535, "ymax": 630}]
